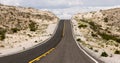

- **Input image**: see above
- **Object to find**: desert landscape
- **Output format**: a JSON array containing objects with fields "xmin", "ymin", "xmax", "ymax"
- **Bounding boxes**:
[
  {"xmin": 0, "ymin": 4, "xmax": 59, "ymax": 57},
  {"xmin": 72, "ymin": 8, "xmax": 120, "ymax": 63},
  {"xmin": 0, "ymin": 2, "xmax": 120, "ymax": 63}
]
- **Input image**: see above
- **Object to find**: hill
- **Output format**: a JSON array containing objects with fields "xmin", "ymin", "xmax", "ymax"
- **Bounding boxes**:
[
  {"xmin": 72, "ymin": 8, "xmax": 120, "ymax": 63},
  {"xmin": 0, "ymin": 4, "xmax": 58, "ymax": 56}
]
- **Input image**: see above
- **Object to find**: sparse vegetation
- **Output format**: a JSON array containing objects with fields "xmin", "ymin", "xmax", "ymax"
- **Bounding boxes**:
[
  {"xmin": 114, "ymin": 50, "xmax": 120, "ymax": 54},
  {"xmin": 0, "ymin": 28, "xmax": 6, "ymax": 40},
  {"xmin": 29, "ymin": 21, "xmax": 38, "ymax": 31},
  {"xmin": 98, "ymin": 32, "xmax": 120, "ymax": 43},
  {"xmin": 78, "ymin": 24, "xmax": 87, "ymax": 28},
  {"xmin": 0, "ymin": 4, "xmax": 58, "ymax": 56},
  {"xmin": 91, "ymin": 32, "xmax": 97, "ymax": 37},
  {"xmin": 89, "ymin": 47, "xmax": 93, "ymax": 50},
  {"xmin": 77, "ymin": 38, "xmax": 81, "ymax": 42},
  {"xmin": 11, "ymin": 28, "xmax": 20, "ymax": 33},
  {"xmin": 115, "ymin": 44, "xmax": 119, "ymax": 47},
  {"xmin": 73, "ymin": 7, "xmax": 120, "ymax": 62},
  {"xmin": 35, "ymin": 41, "xmax": 38, "ymax": 43},
  {"xmin": 104, "ymin": 17, "xmax": 108, "ymax": 22},
  {"xmin": 101, "ymin": 52, "xmax": 108, "ymax": 57},
  {"xmin": 27, "ymin": 34, "xmax": 32, "ymax": 37},
  {"xmin": 0, "ymin": 4, "xmax": 57, "ymax": 34},
  {"xmin": 89, "ymin": 22, "xmax": 99, "ymax": 31},
  {"xmin": 94, "ymin": 50, "xmax": 98, "ymax": 52}
]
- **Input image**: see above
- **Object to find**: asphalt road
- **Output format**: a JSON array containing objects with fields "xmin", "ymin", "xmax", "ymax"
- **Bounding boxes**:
[
  {"xmin": 0, "ymin": 20, "xmax": 64, "ymax": 63},
  {"xmin": 0, "ymin": 20, "xmax": 103, "ymax": 63},
  {"xmin": 35, "ymin": 20, "xmax": 103, "ymax": 63}
]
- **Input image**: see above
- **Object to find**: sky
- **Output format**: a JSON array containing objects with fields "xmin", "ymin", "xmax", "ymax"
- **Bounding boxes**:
[{"xmin": 0, "ymin": 0, "xmax": 120, "ymax": 19}]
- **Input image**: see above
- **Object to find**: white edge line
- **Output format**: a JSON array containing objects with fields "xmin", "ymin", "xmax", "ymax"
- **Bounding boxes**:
[{"xmin": 70, "ymin": 20, "xmax": 99, "ymax": 63}]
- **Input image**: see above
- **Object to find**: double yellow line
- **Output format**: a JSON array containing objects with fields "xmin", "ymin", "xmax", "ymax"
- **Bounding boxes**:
[{"xmin": 29, "ymin": 48, "xmax": 55, "ymax": 63}]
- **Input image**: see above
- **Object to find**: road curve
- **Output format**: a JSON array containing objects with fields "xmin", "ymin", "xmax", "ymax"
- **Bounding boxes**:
[
  {"xmin": 35, "ymin": 20, "xmax": 103, "ymax": 63},
  {"xmin": 0, "ymin": 20, "xmax": 104, "ymax": 63},
  {"xmin": 0, "ymin": 20, "xmax": 64, "ymax": 63}
]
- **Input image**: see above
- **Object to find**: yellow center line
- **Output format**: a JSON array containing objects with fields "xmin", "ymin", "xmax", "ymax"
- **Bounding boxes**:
[
  {"xmin": 29, "ymin": 48, "xmax": 55, "ymax": 63},
  {"xmin": 62, "ymin": 22, "xmax": 65, "ymax": 37},
  {"xmin": 29, "ymin": 21, "xmax": 65, "ymax": 63}
]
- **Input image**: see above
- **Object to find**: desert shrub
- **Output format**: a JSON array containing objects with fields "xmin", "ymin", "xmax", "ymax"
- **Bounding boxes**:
[
  {"xmin": 94, "ymin": 50, "xmax": 98, "ymax": 52},
  {"xmin": 77, "ymin": 19, "xmax": 91, "ymax": 24},
  {"xmin": 9, "ymin": 11, "xmax": 14, "ymax": 15},
  {"xmin": 11, "ymin": 28, "xmax": 20, "ymax": 33},
  {"xmin": 89, "ymin": 47, "xmax": 93, "ymax": 50},
  {"xmin": 104, "ymin": 17, "xmax": 108, "ymax": 22},
  {"xmin": 29, "ymin": 21, "xmax": 38, "ymax": 31},
  {"xmin": 76, "ymin": 38, "xmax": 81, "ymax": 42},
  {"xmin": 91, "ymin": 32, "xmax": 97, "ymax": 37},
  {"xmin": 98, "ymin": 33, "xmax": 120, "ymax": 43},
  {"xmin": 115, "ymin": 44, "xmax": 119, "ymax": 47},
  {"xmin": 101, "ymin": 52, "xmax": 108, "ymax": 57},
  {"xmin": 99, "ymin": 33, "xmax": 112, "ymax": 40},
  {"xmin": 89, "ymin": 22, "xmax": 98, "ymax": 31},
  {"xmin": 80, "ymin": 19, "xmax": 88, "ymax": 22},
  {"xmin": 35, "ymin": 41, "xmax": 38, "ymax": 43},
  {"xmin": 114, "ymin": 50, "xmax": 120, "ymax": 54},
  {"xmin": 0, "ymin": 28, "xmax": 6, "ymax": 40},
  {"xmin": 101, "ymin": 44, "xmax": 104, "ymax": 48},
  {"xmin": 89, "ymin": 22, "xmax": 95, "ymax": 27},
  {"xmin": 27, "ymin": 34, "xmax": 32, "ymax": 37},
  {"xmin": 78, "ymin": 24, "xmax": 87, "ymax": 28}
]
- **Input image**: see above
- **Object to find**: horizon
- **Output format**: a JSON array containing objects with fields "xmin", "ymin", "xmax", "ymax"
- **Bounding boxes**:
[{"xmin": 0, "ymin": 0, "xmax": 120, "ymax": 19}]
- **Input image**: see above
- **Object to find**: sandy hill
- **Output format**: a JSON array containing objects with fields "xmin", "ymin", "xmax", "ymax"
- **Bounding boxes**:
[
  {"xmin": 0, "ymin": 4, "xmax": 58, "ymax": 40},
  {"xmin": 0, "ymin": 4, "xmax": 58, "ymax": 56},
  {"xmin": 73, "ymin": 8, "xmax": 120, "ymax": 43},
  {"xmin": 72, "ymin": 8, "xmax": 120, "ymax": 63},
  {"xmin": 0, "ymin": 4, "xmax": 58, "ymax": 34}
]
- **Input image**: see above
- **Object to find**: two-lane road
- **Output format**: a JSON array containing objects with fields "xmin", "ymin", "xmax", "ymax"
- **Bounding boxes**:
[
  {"xmin": 0, "ymin": 20, "xmax": 103, "ymax": 63},
  {"xmin": 35, "ymin": 20, "xmax": 102, "ymax": 63}
]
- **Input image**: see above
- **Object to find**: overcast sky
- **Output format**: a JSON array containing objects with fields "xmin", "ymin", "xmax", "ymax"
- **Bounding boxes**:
[{"xmin": 0, "ymin": 0, "xmax": 120, "ymax": 18}]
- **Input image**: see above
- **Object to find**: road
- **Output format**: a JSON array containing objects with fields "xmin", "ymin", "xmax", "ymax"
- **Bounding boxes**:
[
  {"xmin": 34, "ymin": 20, "xmax": 103, "ymax": 63},
  {"xmin": 0, "ymin": 20, "xmax": 64, "ymax": 63},
  {"xmin": 0, "ymin": 20, "xmax": 103, "ymax": 63}
]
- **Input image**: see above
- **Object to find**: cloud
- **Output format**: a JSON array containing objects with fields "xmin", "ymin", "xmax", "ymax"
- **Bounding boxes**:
[
  {"xmin": 0, "ymin": 0, "xmax": 21, "ymax": 6},
  {"xmin": 24, "ymin": 0, "xmax": 83, "ymax": 9},
  {"xmin": 0, "ymin": 0, "xmax": 83, "ymax": 9},
  {"xmin": 82, "ymin": 0, "xmax": 120, "ymax": 7},
  {"xmin": 44, "ymin": 5, "xmax": 120, "ymax": 19}
]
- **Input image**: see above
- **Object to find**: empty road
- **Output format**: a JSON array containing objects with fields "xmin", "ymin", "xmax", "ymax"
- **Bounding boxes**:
[
  {"xmin": 34, "ymin": 20, "xmax": 103, "ymax": 63},
  {"xmin": 0, "ymin": 20, "xmax": 103, "ymax": 63}
]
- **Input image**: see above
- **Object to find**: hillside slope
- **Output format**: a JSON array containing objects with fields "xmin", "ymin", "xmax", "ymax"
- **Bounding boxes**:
[
  {"xmin": 72, "ymin": 8, "xmax": 120, "ymax": 63},
  {"xmin": 0, "ymin": 4, "xmax": 59, "ymax": 56}
]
